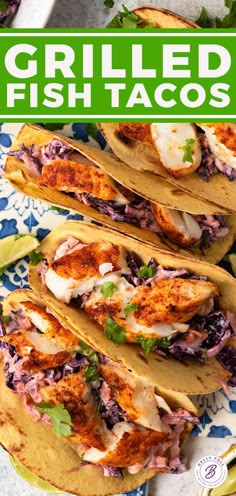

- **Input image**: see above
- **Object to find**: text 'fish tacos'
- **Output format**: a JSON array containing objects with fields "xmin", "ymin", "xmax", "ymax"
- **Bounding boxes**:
[
  {"xmin": 0, "ymin": 289, "xmax": 198, "ymax": 496},
  {"xmin": 29, "ymin": 221, "xmax": 236, "ymax": 396},
  {"xmin": 4, "ymin": 124, "xmax": 236, "ymax": 264}
]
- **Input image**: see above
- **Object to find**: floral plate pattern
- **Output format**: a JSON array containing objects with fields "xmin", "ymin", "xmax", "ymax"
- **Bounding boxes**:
[{"xmin": 0, "ymin": 122, "xmax": 235, "ymax": 496}]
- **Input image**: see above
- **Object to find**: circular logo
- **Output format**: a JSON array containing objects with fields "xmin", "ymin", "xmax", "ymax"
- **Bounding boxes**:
[{"xmin": 195, "ymin": 455, "xmax": 228, "ymax": 488}]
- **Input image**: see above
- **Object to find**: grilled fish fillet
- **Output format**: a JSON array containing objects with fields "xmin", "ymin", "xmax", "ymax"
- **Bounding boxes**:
[
  {"xmin": 1, "ymin": 330, "xmax": 70, "ymax": 372},
  {"xmin": 19, "ymin": 301, "xmax": 79, "ymax": 351},
  {"xmin": 85, "ymin": 276, "xmax": 218, "ymax": 341},
  {"xmin": 83, "ymin": 421, "xmax": 168, "ymax": 467},
  {"xmin": 132, "ymin": 278, "xmax": 219, "ymax": 325},
  {"xmin": 37, "ymin": 159, "xmax": 128, "ymax": 204},
  {"xmin": 100, "ymin": 360, "xmax": 169, "ymax": 432},
  {"xmin": 119, "ymin": 123, "xmax": 202, "ymax": 177},
  {"xmin": 45, "ymin": 242, "xmax": 130, "ymax": 303},
  {"xmin": 151, "ymin": 204, "xmax": 202, "ymax": 246},
  {"xmin": 198, "ymin": 123, "xmax": 236, "ymax": 170},
  {"xmin": 40, "ymin": 371, "xmax": 113, "ymax": 450}
]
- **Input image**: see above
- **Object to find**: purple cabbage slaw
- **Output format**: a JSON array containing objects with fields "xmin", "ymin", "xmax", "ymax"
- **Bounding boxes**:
[
  {"xmin": 125, "ymin": 252, "xmax": 235, "ymax": 380},
  {"xmin": 0, "ymin": 0, "xmax": 21, "ymax": 22},
  {"xmin": 8, "ymin": 140, "xmax": 228, "ymax": 247},
  {"xmin": 197, "ymin": 130, "xmax": 236, "ymax": 182}
]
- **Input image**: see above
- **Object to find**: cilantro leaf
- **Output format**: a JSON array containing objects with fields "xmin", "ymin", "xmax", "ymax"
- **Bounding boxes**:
[
  {"xmin": 2, "ymin": 315, "xmax": 11, "ymax": 324},
  {"xmin": 100, "ymin": 281, "xmax": 117, "ymax": 299},
  {"xmin": 28, "ymin": 251, "xmax": 44, "ymax": 266},
  {"xmin": 137, "ymin": 265, "xmax": 156, "ymax": 278},
  {"xmin": 195, "ymin": 6, "xmax": 212, "ymax": 27},
  {"xmin": 107, "ymin": 4, "xmax": 141, "ymax": 28},
  {"xmin": 179, "ymin": 138, "xmax": 196, "ymax": 164},
  {"xmin": 77, "ymin": 341, "xmax": 99, "ymax": 364},
  {"xmin": 0, "ymin": 1, "xmax": 8, "ymax": 14},
  {"xmin": 104, "ymin": 0, "xmax": 114, "ymax": 7},
  {"xmin": 84, "ymin": 364, "xmax": 100, "ymax": 382},
  {"xmin": 195, "ymin": 1, "xmax": 236, "ymax": 28},
  {"xmin": 104, "ymin": 315, "xmax": 126, "ymax": 344},
  {"xmin": 136, "ymin": 336, "xmax": 171, "ymax": 357},
  {"xmin": 36, "ymin": 402, "xmax": 72, "ymax": 438},
  {"xmin": 79, "ymin": 340, "xmax": 91, "ymax": 354},
  {"xmin": 124, "ymin": 302, "xmax": 138, "ymax": 318}
]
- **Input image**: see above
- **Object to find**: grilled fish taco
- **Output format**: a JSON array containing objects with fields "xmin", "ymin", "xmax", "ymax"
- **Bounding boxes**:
[
  {"xmin": 4, "ymin": 124, "xmax": 236, "ymax": 264},
  {"xmin": 99, "ymin": 123, "xmax": 236, "ymax": 215},
  {"xmin": 0, "ymin": 289, "xmax": 198, "ymax": 495},
  {"xmin": 29, "ymin": 221, "xmax": 235, "ymax": 396}
]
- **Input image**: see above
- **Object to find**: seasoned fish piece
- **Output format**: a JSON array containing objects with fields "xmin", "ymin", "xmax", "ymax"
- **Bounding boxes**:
[
  {"xmin": 151, "ymin": 204, "xmax": 202, "ymax": 246},
  {"xmin": 19, "ymin": 301, "xmax": 79, "ymax": 351},
  {"xmin": 1, "ymin": 330, "xmax": 70, "ymax": 372},
  {"xmin": 198, "ymin": 123, "xmax": 236, "ymax": 171},
  {"xmin": 132, "ymin": 278, "xmax": 219, "ymax": 325},
  {"xmin": 119, "ymin": 123, "xmax": 202, "ymax": 177},
  {"xmin": 84, "ymin": 277, "xmax": 190, "ymax": 342},
  {"xmin": 37, "ymin": 159, "xmax": 128, "ymax": 204},
  {"xmin": 45, "ymin": 241, "xmax": 130, "ymax": 303},
  {"xmin": 100, "ymin": 360, "xmax": 169, "ymax": 432},
  {"xmin": 40, "ymin": 371, "xmax": 113, "ymax": 451},
  {"xmin": 84, "ymin": 421, "xmax": 167, "ymax": 467}
]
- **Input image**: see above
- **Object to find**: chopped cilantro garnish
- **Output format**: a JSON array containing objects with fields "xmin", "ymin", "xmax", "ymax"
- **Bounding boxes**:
[
  {"xmin": 137, "ymin": 265, "xmax": 156, "ymax": 278},
  {"xmin": 179, "ymin": 138, "xmax": 196, "ymax": 164},
  {"xmin": 28, "ymin": 251, "xmax": 44, "ymax": 266},
  {"xmin": 100, "ymin": 281, "xmax": 117, "ymax": 299},
  {"xmin": 35, "ymin": 402, "xmax": 72, "ymax": 438},
  {"xmin": 196, "ymin": 0, "xmax": 236, "ymax": 28},
  {"xmin": 2, "ymin": 315, "xmax": 11, "ymax": 324},
  {"xmin": 124, "ymin": 302, "xmax": 138, "ymax": 318},
  {"xmin": 104, "ymin": 315, "xmax": 126, "ymax": 344},
  {"xmin": 107, "ymin": 4, "xmax": 141, "ymax": 28},
  {"xmin": 0, "ymin": 1, "xmax": 8, "ymax": 13},
  {"xmin": 84, "ymin": 364, "xmax": 100, "ymax": 382},
  {"xmin": 136, "ymin": 336, "xmax": 171, "ymax": 357},
  {"xmin": 195, "ymin": 6, "xmax": 212, "ymax": 27},
  {"xmin": 78, "ymin": 341, "xmax": 99, "ymax": 364}
]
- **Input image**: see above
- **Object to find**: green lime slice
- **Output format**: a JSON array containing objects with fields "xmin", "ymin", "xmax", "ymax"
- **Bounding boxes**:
[
  {"xmin": 210, "ymin": 464, "xmax": 236, "ymax": 496},
  {"xmin": 9, "ymin": 456, "xmax": 63, "ymax": 493},
  {"xmin": 0, "ymin": 234, "xmax": 39, "ymax": 272}
]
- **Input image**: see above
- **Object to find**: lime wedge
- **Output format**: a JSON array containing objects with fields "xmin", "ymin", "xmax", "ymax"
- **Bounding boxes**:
[
  {"xmin": 0, "ymin": 234, "xmax": 39, "ymax": 273},
  {"xmin": 210, "ymin": 464, "xmax": 236, "ymax": 496},
  {"xmin": 9, "ymin": 456, "xmax": 63, "ymax": 493},
  {"xmin": 228, "ymin": 254, "xmax": 236, "ymax": 277}
]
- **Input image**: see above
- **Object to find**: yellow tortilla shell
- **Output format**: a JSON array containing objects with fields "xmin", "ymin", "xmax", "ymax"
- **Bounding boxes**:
[
  {"xmin": 0, "ymin": 288, "xmax": 196, "ymax": 494},
  {"xmin": 5, "ymin": 123, "xmax": 236, "ymax": 264},
  {"xmin": 29, "ymin": 221, "xmax": 232, "ymax": 395},
  {"xmin": 133, "ymin": 6, "xmax": 198, "ymax": 28}
]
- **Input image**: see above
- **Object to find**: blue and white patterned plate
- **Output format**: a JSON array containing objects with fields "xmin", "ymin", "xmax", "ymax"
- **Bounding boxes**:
[{"xmin": 0, "ymin": 123, "xmax": 235, "ymax": 496}]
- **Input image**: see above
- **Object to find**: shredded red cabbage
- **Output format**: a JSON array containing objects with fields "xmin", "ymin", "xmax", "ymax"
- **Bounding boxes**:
[
  {"xmin": 0, "ymin": 0, "xmax": 20, "ymax": 22},
  {"xmin": 197, "ymin": 132, "xmax": 236, "ymax": 182}
]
